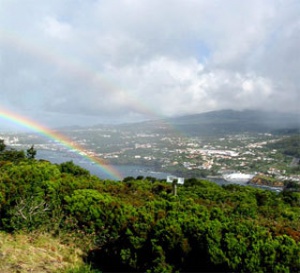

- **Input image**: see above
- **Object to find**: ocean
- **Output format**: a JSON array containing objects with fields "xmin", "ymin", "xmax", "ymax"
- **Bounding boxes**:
[
  {"xmin": 36, "ymin": 149, "xmax": 172, "ymax": 180},
  {"xmin": 36, "ymin": 149, "xmax": 281, "ymax": 191}
]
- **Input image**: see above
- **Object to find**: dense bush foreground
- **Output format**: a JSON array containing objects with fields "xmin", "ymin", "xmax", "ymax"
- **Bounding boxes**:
[{"xmin": 0, "ymin": 145, "xmax": 299, "ymax": 272}]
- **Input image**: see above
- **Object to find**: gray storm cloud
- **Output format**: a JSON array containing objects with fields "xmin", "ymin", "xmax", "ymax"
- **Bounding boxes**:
[{"xmin": 0, "ymin": 0, "xmax": 299, "ymax": 127}]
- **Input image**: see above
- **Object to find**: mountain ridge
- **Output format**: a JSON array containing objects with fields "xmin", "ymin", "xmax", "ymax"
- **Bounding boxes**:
[{"xmin": 115, "ymin": 109, "xmax": 300, "ymax": 136}]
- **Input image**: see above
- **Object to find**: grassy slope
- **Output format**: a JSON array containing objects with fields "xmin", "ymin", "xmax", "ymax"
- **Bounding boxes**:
[{"xmin": 0, "ymin": 232, "xmax": 85, "ymax": 273}]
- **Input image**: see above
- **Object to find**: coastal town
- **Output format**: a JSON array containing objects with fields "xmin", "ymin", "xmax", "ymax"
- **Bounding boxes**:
[{"xmin": 1, "ymin": 126, "xmax": 299, "ymax": 188}]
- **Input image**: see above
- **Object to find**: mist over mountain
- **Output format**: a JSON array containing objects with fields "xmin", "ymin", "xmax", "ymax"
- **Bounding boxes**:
[{"xmin": 107, "ymin": 110, "xmax": 300, "ymax": 136}]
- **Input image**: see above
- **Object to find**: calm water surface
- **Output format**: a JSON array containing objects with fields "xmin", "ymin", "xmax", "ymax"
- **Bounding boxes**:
[
  {"xmin": 36, "ymin": 150, "xmax": 171, "ymax": 180},
  {"xmin": 36, "ymin": 150, "xmax": 281, "ymax": 191}
]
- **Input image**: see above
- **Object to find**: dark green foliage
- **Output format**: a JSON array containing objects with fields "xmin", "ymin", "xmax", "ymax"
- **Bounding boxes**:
[
  {"xmin": 0, "ymin": 139, "xmax": 6, "ymax": 152},
  {"xmin": 122, "ymin": 176, "xmax": 135, "ymax": 183},
  {"xmin": 267, "ymin": 135, "xmax": 300, "ymax": 157},
  {"xmin": 284, "ymin": 181, "xmax": 300, "ymax": 192},
  {"xmin": 281, "ymin": 190, "xmax": 300, "ymax": 207},
  {"xmin": 26, "ymin": 145, "xmax": 37, "ymax": 159},
  {"xmin": 0, "ymin": 149, "xmax": 26, "ymax": 163},
  {"xmin": 58, "ymin": 161, "xmax": 90, "ymax": 176},
  {"xmin": 0, "ymin": 161, "xmax": 62, "ymax": 231},
  {"xmin": 0, "ymin": 139, "xmax": 26, "ymax": 164},
  {"xmin": 0, "ymin": 143, "xmax": 299, "ymax": 272},
  {"xmin": 145, "ymin": 176, "xmax": 156, "ymax": 182},
  {"xmin": 184, "ymin": 177, "xmax": 198, "ymax": 187}
]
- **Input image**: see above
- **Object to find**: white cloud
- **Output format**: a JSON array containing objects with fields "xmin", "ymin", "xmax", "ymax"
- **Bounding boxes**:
[
  {"xmin": 0, "ymin": 0, "xmax": 299, "ymax": 127},
  {"xmin": 41, "ymin": 16, "xmax": 73, "ymax": 40}
]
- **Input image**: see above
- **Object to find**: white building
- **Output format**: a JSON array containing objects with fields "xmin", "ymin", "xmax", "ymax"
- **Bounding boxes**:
[{"xmin": 167, "ymin": 175, "xmax": 185, "ymax": 185}]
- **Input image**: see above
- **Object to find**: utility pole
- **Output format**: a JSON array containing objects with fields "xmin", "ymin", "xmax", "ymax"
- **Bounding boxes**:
[{"xmin": 172, "ymin": 179, "xmax": 178, "ymax": 196}]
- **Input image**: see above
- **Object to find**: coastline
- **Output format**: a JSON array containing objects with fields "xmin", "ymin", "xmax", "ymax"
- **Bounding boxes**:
[{"xmin": 36, "ymin": 149, "xmax": 283, "ymax": 191}]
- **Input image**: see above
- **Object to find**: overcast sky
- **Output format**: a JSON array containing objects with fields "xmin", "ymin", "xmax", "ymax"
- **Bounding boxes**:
[{"xmin": 1, "ymin": 0, "xmax": 299, "ymax": 129}]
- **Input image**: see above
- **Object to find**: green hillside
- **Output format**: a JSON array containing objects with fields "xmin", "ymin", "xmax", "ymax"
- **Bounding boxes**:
[
  {"xmin": 267, "ymin": 135, "xmax": 300, "ymax": 158},
  {"xmin": 0, "ymin": 142, "xmax": 299, "ymax": 272}
]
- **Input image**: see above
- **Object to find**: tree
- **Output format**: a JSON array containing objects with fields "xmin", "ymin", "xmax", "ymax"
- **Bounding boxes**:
[
  {"xmin": 59, "ymin": 161, "xmax": 90, "ymax": 176},
  {"xmin": 0, "ymin": 139, "xmax": 6, "ymax": 152},
  {"xmin": 26, "ymin": 145, "xmax": 37, "ymax": 159},
  {"xmin": 1, "ymin": 149, "xmax": 25, "ymax": 163}
]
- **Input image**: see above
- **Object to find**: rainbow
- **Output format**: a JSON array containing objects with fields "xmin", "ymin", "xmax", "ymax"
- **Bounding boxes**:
[
  {"xmin": 0, "ymin": 30, "xmax": 185, "ymax": 178},
  {"xmin": 1, "ymin": 30, "xmax": 157, "ymax": 119},
  {"xmin": 0, "ymin": 108, "xmax": 122, "ymax": 180},
  {"xmin": 1, "ymin": 30, "xmax": 183, "ymax": 134}
]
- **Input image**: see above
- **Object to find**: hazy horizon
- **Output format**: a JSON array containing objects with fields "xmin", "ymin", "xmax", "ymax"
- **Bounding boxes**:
[{"xmin": 0, "ymin": 108, "xmax": 299, "ymax": 133}]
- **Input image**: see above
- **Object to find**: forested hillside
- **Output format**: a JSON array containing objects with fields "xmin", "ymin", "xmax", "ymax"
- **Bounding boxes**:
[
  {"xmin": 0, "ymin": 141, "xmax": 299, "ymax": 272},
  {"xmin": 267, "ymin": 135, "xmax": 300, "ymax": 158}
]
